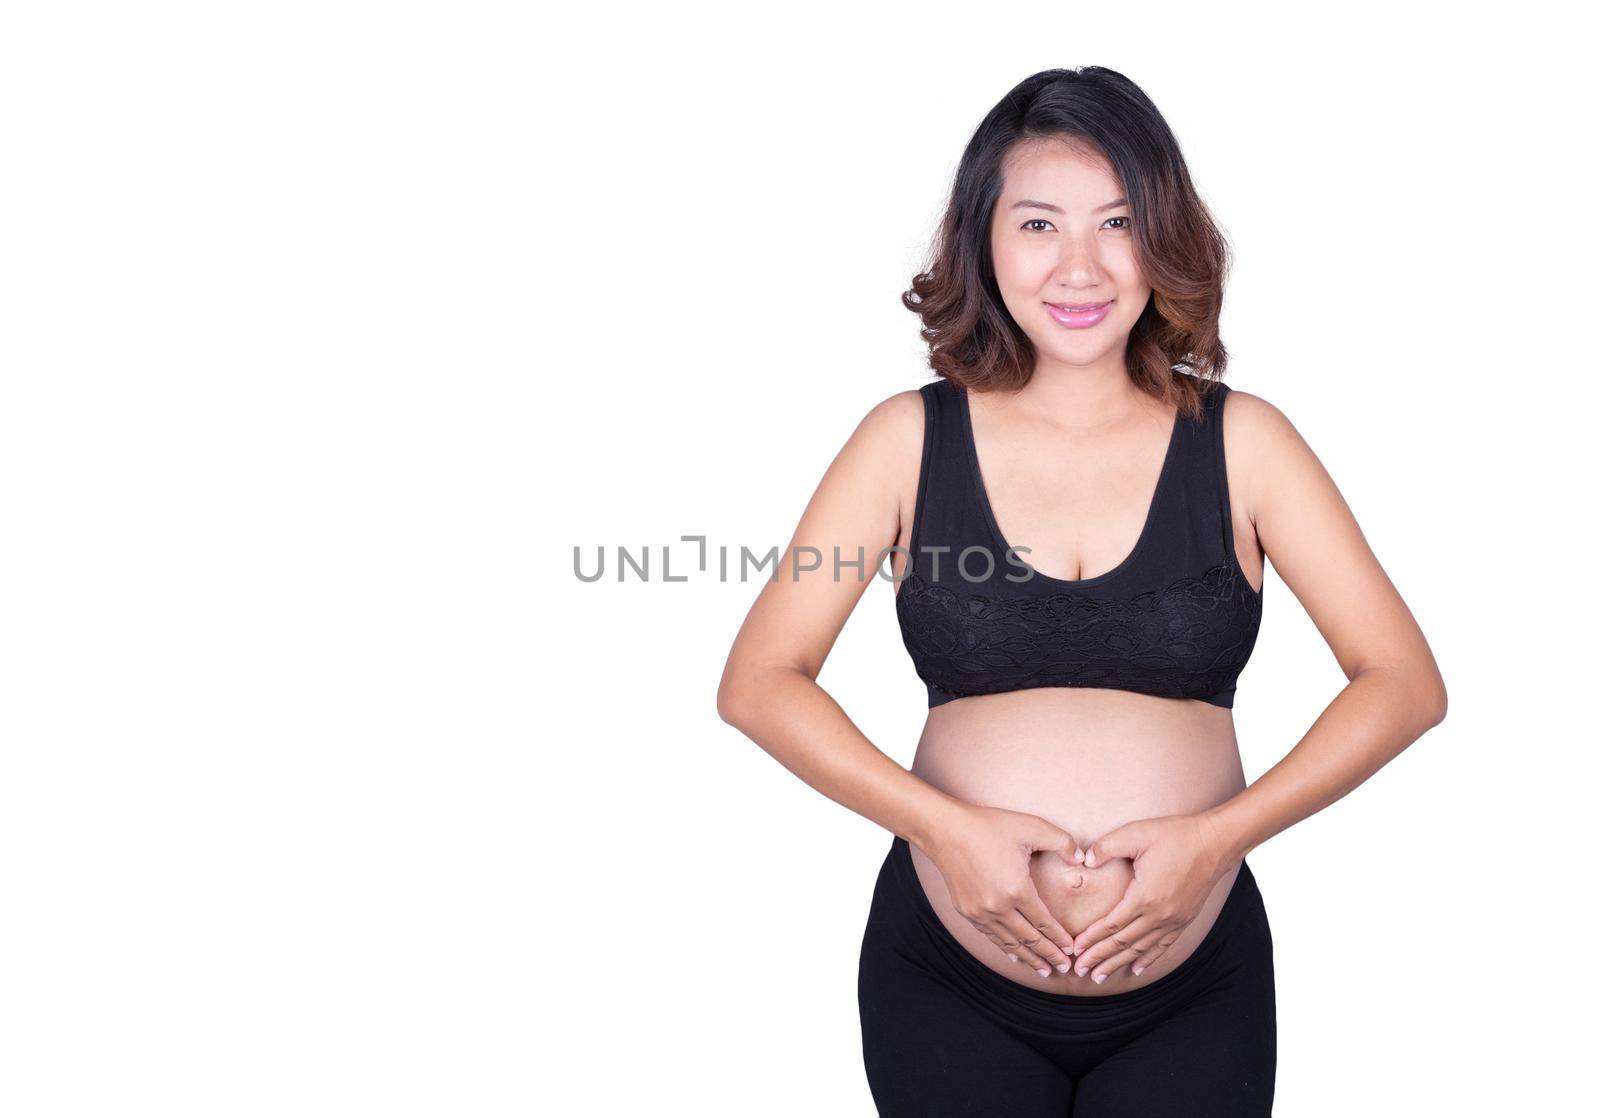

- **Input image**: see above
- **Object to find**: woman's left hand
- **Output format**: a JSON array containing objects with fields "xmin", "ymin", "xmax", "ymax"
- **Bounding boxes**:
[{"xmin": 1067, "ymin": 812, "xmax": 1234, "ymax": 983}]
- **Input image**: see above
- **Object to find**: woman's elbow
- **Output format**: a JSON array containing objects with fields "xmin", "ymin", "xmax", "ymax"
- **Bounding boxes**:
[
  {"xmin": 716, "ymin": 657, "xmax": 749, "ymax": 726},
  {"xmin": 718, "ymin": 658, "xmax": 809, "ymax": 727},
  {"xmin": 717, "ymin": 658, "xmax": 770, "ymax": 727},
  {"xmin": 717, "ymin": 670, "xmax": 749, "ymax": 726},
  {"xmin": 1426, "ymin": 675, "xmax": 1448, "ymax": 727},
  {"xmin": 1366, "ymin": 661, "xmax": 1447, "ymax": 734},
  {"xmin": 1413, "ymin": 667, "xmax": 1448, "ymax": 729}
]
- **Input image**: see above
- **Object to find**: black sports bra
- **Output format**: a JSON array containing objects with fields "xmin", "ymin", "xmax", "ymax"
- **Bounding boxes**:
[{"xmin": 894, "ymin": 375, "xmax": 1263, "ymax": 709}]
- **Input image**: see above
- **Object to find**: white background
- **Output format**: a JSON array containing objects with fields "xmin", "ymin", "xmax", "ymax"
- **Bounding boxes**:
[{"xmin": 2, "ymin": 3, "xmax": 1593, "ymax": 1115}]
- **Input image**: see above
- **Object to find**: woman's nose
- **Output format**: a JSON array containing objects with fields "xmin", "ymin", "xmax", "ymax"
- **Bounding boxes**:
[{"xmin": 1052, "ymin": 255, "xmax": 1102, "ymax": 287}]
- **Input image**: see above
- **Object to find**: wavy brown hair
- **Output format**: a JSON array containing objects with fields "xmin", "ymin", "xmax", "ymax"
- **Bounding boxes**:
[{"xmin": 902, "ymin": 66, "xmax": 1232, "ymax": 422}]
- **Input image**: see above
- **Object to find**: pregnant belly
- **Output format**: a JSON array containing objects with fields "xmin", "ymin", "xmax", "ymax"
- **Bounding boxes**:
[{"xmin": 906, "ymin": 687, "xmax": 1249, "ymax": 997}]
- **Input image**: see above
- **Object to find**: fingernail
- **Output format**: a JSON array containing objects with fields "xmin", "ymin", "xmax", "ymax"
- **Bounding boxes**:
[
  {"xmin": 1093, "ymin": 973, "xmax": 1106, "ymax": 984},
  {"xmin": 1132, "ymin": 965, "xmax": 1145, "ymax": 976},
  {"xmin": 1055, "ymin": 963, "xmax": 1072, "ymax": 973},
  {"xmin": 1085, "ymin": 850, "xmax": 1098, "ymax": 867},
  {"xmin": 1007, "ymin": 953, "xmax": 1018, "ymax": 962},
  {"xmin": 1072, "ymin": 847, "xmax": 1085, "ymax": 863},
  {"xmin": 1037, "ymin": 968, "xmax": 1051, "ymax": 978},
  {"xmin": 1076, "ymin": 966, "xmax": 1088, "ymax": 977}
]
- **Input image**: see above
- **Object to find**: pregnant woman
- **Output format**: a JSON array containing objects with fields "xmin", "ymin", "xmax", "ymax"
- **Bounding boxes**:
[{"xmin": 716, "ymin": 67, "xmax": 1446, "ymax": 1116}]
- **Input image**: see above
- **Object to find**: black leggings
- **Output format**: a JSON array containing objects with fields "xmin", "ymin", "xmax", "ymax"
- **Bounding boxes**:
[{"xmin": 857, "ymin": 835, "xmax": 1276, "ymax": 1117}]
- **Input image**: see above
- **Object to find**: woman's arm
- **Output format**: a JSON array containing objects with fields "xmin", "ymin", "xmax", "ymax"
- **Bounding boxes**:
[
  {"xmin": 716, "ymin": 388, "xmax": 1085, "ymax": 978},
  {"xmin": 1027, "ymin": 386, "xmax": 1452, "ymax": 986},
  {"xmin": 1200, "ymin": 390, "xmax": 1449, "ymax": 865},
  {"xmin": 714, "ymin": 389, "xmax": 964, "ymax": 849}
]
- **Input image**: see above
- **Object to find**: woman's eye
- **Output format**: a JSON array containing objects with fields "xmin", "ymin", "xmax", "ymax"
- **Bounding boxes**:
[{"xmin": 1020, "ymin": 217, "xmax": 1132, "ymax": 232}]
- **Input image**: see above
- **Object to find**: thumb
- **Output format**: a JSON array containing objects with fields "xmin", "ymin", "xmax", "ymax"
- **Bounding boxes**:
[
  {"xmin": 1027, "ymin": 818, "xmax": 1079, "ymax": 862},
  {"xmin": 1083, "ymin": 822, "xmax": 1145, "ymax": 868}
]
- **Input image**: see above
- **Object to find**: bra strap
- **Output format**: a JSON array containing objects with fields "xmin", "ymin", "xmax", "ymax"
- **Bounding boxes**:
[{"xmin": 1208, "ymin": 382, "xmax": 1240, "ymax": 566}]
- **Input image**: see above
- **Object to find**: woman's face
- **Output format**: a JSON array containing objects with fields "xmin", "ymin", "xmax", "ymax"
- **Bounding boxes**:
[{"xmin": 988, "ymin": 139, "xmax": 1151, "ymax": 369}]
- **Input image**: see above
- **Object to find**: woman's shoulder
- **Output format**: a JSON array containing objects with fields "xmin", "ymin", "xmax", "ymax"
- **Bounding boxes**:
[
  {"xmin": 1206, "ymin": 381, "xmax": 1323, "ymax": 524},
  {"xmin": 816, "ymin": 386, "xmax": 929, "ymax": 498},
  {"xmin": 1211, "ymin": 382, "xmax": 1303, "ymax": 459},
  {"xmin": 845, "ymin": 385, "xmax": 929, "ymax": 459}
]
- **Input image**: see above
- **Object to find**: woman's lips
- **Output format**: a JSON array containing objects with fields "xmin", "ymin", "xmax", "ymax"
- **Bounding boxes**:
[{"xmin": 1045, "ymin": 300, "xmax": 1113, "ymax": 329}]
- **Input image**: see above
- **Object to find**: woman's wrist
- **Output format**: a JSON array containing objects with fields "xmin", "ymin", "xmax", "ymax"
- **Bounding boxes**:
[
  {"xmin": 1201, "ymin": 797, "xmax": 1261, "ymax": 868},
  {"xmin": 902, "ymin": 786, "xmax": 969, "ymax": 855}
]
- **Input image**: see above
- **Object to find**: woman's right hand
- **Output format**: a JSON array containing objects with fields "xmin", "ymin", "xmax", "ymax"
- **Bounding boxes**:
[{"xmin": 922, "ymin": 803, "xmax": 1081, "ymax": 978}]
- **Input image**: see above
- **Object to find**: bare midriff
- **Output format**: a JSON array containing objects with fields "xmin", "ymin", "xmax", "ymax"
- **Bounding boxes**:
[{"xmin": 907, "ymin": 686, "xmax": 1247, "ymax": 996}]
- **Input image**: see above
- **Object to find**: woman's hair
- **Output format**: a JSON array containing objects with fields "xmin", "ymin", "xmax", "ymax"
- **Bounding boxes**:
[{"xmin": 903, "ymin": 66, "xmax": 1231, "ymax": 421}]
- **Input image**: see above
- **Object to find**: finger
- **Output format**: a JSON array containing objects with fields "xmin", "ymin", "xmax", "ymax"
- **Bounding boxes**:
[
  {"xmin": 969, "ymin": 917, "xmax": 1016, "ymax": 961},
  {"xmin": 1081, "ymin": 915, "xmax": 1158, "ymax": 981},
  {"xmin": 1130, "ymin": 930, "xmax": 1182, "ymax": 977},
  {"xmin": 1070, "ymin": 892, "xmax": 1143, "ymax": 969},
  {"xmin": 967, "ymin": 915, "xmax": 1015, "ymax": 958},
  {"xmin": 1013, "ymin": 892, "xmax": 1076, "ymax": 973},
  {"xmin": 996, "ymin": 910, "xmax": 1059, "ymax": 976},
  {"xmin": 1074, "ymin": 906, "xmax": 1150, "ymax": 977},
  {"xmin": 1026, "ymin": 819, "xmax": 1081, "ymax": 868},
  {"xmin": 1086, "ymin": 918, "xmax": 1163, "ymax": 983},
  {"xmin": 1092, "ymin": 947, "xmax": 1143, "ymax": 982},
  {"xmin": 1082, "ymin": 820, "xmax": 1148, "ymax": 868},
  {"xmin": 972, "ymin": 914, "xmax": 1052, "ymax": 975},
  {"xmin": 1005, "ymin": 908, "xmax": 1072, "ymax": 976}
]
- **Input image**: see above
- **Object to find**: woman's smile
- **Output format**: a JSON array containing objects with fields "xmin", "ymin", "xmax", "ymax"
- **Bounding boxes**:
[{"xmin": 1044, "ymin": 299, "xmax": 1114, "ymax": 328}]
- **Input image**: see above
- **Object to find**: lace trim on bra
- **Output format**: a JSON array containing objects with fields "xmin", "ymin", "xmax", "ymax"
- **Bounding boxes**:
[{"xmin": 895, "ymin": 558, "xmax": 1263, "ymax": 703}]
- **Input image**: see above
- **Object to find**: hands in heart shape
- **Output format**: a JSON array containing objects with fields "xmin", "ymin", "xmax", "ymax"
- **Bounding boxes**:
[{"xmin": 928, "ymin": 803, "xmax": 1234, "ymax": 985}]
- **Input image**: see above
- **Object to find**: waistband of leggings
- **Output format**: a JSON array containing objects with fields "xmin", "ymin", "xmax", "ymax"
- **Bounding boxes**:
[{"xmin": 886, "ymin": 833, "xmax": 1260, "ymax": 1019}]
